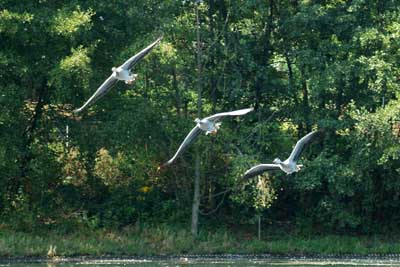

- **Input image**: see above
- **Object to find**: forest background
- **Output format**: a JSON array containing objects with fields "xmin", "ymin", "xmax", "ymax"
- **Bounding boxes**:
[{"xmin": 0, "ymin": 0, "xmax": 399, "ymax": 244}]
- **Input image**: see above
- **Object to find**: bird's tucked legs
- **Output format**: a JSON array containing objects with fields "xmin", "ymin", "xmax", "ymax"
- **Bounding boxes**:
[
  {"xmin": 206, "ymin": 123, "xmax": 221, "ymax": 135},
  {"xmin": 205, "ymin": 130, "xmax": 218, "ymax": 135},
  {"xmin": 296, "ymin": 164, "xmax": 303, "ymax": 171},
  {"xmin": 125, "ymin": 74, "xmax": 138, "ymax": 84}
]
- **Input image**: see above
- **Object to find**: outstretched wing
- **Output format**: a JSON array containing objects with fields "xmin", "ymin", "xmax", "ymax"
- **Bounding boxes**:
[
  {"xmin": 243, "ymin": 164, "xmax": 281, "ymax": 179},
  {"xmin": 288, "ymin": 130, "xmax": 321, "ymax": 162},
  {"xmin": 162, "ymin": 125, "xmax": 202, "ymax": 167},
  {"xmin": 74, "ymin": 75, "xmax": 118, "ymax": 113},
  {"xmin": 205, "ymin": 107, "xmax": 254, "ymax": 122},
  {"xmin": 120, "ymin": 36, "xmax": 163, "ymax": 70}
]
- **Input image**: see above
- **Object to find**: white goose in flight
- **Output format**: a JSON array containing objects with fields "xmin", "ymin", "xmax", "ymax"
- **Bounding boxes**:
[
  {"xmin": 162, "ymin": 107, "xmax": 254, "ymax": 167},
  {"xmin": 74, "ymin": 36, "xmax": 162, "ymax": 113},
  {"xmin": 243, "ymin": 130, "xmax": 322, "ymax": 179}
]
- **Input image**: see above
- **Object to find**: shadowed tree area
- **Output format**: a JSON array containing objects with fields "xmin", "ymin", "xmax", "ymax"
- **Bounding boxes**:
[{"xmin": 0, "ymin": 0, "xmax": 399, "ymax": 235}]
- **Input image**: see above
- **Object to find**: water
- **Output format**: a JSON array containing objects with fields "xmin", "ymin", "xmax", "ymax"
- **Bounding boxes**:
[{"xmin": 4, "ymin": 258, "xmax": 400, "ymax": 267}]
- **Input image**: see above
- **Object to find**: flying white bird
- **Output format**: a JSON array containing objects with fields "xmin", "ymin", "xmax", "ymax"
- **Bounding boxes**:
[
  {"xmin": 162, "ymin": 107, "xmax": 254, "ymax": 167},
  {"xmin": 243, "ymin": 130, "xmax": 322, "ymax": 178},
  {"xmin": 74, "ymin": 36, "xmax": 162, "ymax": 113}
]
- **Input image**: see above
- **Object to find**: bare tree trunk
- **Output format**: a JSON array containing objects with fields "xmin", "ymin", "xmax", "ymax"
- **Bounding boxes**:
[
  {"xmin": 255, "ymin": 1, "xmax": 274, "ymax": 118},
  {"xmin": 191, "ymin": 1, "xmax": 202, "ymax": 237},
  {"xmin": 300, "ymin": 68, "xmax": 311, "ymax": 136},
  {"xmin": 304, "ymin": 82, "xmax": 311, "ymax": 133},
  {"xmin": 173, "ymin": 65, "xmax": 181, "ymax": 115},
  {"xmin": 16, "ymin": 81, "xmax": 48, "ymax": 202},
  {"xmin": 192, "ymin": 146, "xmax": 201, "ymax": 236},
  {"xmin": 285, "ymin": 53, "xmax": 295, "ymax": 99},
  {"xmin": 209, "ymin": 0, "xmax": 217, "ymax": 113},
  {"xmin": 206, "ymin": 0, "xmax": 216, "ymax": 210}
]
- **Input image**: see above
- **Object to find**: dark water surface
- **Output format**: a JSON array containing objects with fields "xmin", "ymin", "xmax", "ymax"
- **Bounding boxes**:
[{"xmin": 3, "ymin": 258, "xmax": 400, "ymax": 267}]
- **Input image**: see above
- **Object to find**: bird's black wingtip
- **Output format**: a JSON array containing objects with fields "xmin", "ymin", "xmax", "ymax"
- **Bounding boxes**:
[
  {"xmin": 73, "ymin": 108, "xmax": 82, "ymax": 114},
  {"xmin": 315, "ymin": 128, "xmax": 327, "ymax": 137},
  {"xmin": 242, "ymin": 170, "xmax": 254, "ymax": 180},
  {"xmin": 158, "ymin": 161, "xmax": 171, "ymax": 170},
  {"xmin": 155, "ymin": 35, "xmax": 164, "ymax": 43}
]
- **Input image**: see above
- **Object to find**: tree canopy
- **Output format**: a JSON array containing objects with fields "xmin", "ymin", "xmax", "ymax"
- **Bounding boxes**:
[{"xmin": 0, "ymin": 0, "xmax": 399, "ymax": 234}]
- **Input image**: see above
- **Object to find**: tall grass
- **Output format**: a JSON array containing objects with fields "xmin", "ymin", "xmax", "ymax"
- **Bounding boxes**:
[{"xmin": 0, "ymin": 225, "xmax": 400, "ymax": 257}]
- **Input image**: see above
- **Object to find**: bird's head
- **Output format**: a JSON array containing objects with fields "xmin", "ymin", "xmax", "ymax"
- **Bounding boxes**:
[
  {"xmin": 111, "ymin": 67, "xmax": 117, "ymax": 72},
  {"xmin": 273, "ymin": 158, "xmax": 282, "ymax": 164},
  {"xmin": 194, "ymin": 118, "xmax": 201, "ymax": 124}
]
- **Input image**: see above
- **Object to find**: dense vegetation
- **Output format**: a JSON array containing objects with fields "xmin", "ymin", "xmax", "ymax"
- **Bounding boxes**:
[
  {"xmin": 3, "ymin": 226, "xmax": 400, "ymax": 257},
  {"xmin": 0, "ymin": 0, "xmax": 399, "ymax": 238}
]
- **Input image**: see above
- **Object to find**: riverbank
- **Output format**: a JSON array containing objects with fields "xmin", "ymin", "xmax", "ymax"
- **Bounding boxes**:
[{"xmin": 0, "ymin": 225, "xmax": 399, "ymax": 258}]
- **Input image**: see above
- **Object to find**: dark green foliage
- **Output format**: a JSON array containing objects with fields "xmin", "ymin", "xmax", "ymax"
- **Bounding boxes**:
[{"xmin": 0, "ymin": 0, "xmax": 399, "ymax": 235}]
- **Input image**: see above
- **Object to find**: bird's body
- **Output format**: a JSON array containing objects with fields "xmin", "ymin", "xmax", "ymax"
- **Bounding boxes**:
[
  {"xmin": 243, "ymin": 130, "xmax": 322, "ymax": 179},
  {"xmin": 111, "ymin": 67, "xmax": 137, "ymax": 84},
  {"xmin": 161, "ymin": 107, "xmax": 254, "ymax": 167},
  {"xmin": 195, "ymin": 118, "xmax": 221, "ymax": 135},
  {"xmin": 74, "ymin": 36, "xmax": 162, "ymax": 113},
  {"xmin": 272, "ymin": 158, "xmax": 302, "ymax": 174}
]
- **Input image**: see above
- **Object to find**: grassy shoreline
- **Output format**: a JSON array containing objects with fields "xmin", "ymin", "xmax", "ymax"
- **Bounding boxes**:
[{"xmin": 0, "ymin": 225, "xmax": 399, "ymax": 258}]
